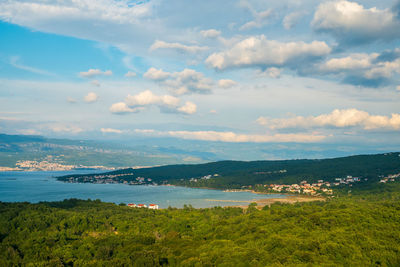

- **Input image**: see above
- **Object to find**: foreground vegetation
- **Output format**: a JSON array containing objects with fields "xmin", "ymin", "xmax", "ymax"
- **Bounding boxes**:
[{"xmin": 1, "ymin": 183, "xmax": 400, "ymax": 266}]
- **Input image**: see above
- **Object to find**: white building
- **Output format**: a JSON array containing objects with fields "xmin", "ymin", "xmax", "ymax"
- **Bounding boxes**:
[{"xmin": 149, "ymin": 204, "xmax": 159, "ymax": 209}]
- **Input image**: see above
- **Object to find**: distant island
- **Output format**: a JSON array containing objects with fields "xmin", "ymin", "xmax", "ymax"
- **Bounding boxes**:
[{"xmin": 58, "ymin": 152, "xmax": 400, "ymax": 196}]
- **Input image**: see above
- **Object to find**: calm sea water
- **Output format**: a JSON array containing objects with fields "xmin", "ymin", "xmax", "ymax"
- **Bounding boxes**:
[{"xmin": 0, "ymin": 171, "xmax": 284, "ymax": 208}]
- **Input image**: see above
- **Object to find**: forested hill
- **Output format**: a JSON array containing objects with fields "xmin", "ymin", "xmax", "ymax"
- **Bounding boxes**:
[{"xmin": 58, "ymin": 152, "xmax": 400, "ymax": 189}]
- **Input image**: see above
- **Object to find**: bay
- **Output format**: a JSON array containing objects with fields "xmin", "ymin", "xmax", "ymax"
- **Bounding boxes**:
[{"xmin": 0, "ymin": 171, "xmax": 285, "ymax": 208}]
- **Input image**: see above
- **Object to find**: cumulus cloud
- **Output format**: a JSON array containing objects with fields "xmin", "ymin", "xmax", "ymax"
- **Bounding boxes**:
[
  {"xmin": 79, "ymin": 69, "xmax": 112, "ymax": 78},
  {"xmin": 257, "ymin": 109, "xmax": 400, "ymax": 130},
  {"xmin": 312, "ymin": 1, "xmax": 400, "ymax": 45},
  {"xmin": 109, "ymin": 102, "xmax": 143, "ymax": 114},
  {"xmin": 205, "ymin": 35, "xmax": 331, "ymax": 71},
  {"xmin": 143, "ymin": 67, "xmax": 170, "ymax": 81},
  {"xmin": 50, "ymin": 124, "xmax": 83, "ymax": 134},
  {"xmin": 218, "ymin": 79, "xmax": 237, "ymax": 88},
  {"xmin": 124, "ymin": 71, "xmax": 136, "ymax": 77},
  {"xmin": 125, "ymin": 90, "xmax": 180, "ymax": 107},
  {"xmin": 319, "ymin": 53, "xmax": 377, "ymax": 73},
  {"xmin": 101, "ymin": 128, "xmax": 122, "ymax": 134},
  {"xmin": 200, "ymin": 29, "xmax": 221, "ymax": 38},
  {"xmin": 133, "ymin": 129, "xmax": 326, "ymax": 143},
  {"xmin": 110, "ymin": 90, "xmax": 197, "ymax": 115},
  {"xmin": 239, "ymin": 9, "xmax": 273, "ymax": 31},
  {"xmin": 84, "ymin": 92, "xmax": 98, "ymax": 103},
  {"xmin": 177, "ymin": 101, "xmax": 197, "ymax": 115},
  {"xmin": 143, "ymin": 67, "xmax": 213, "ymax": 95},
  {"xmin": 315, "ymin": 50, "xmax": 400, "ymax": 87},
  {"xmin": 150, "ymin": 40, "xmax": 208, "ymax": 53},
  {"xmin": 283, "ymin": 11, "xmax": 305, "ymax": 30}
]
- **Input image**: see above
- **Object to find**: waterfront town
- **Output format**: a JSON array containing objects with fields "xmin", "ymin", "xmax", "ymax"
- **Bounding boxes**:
[
  {"xmin": 0, "ymin": 157, "xmax": 114, "ymax": 172},
  {"xmin": 127, "ymin": 203, "xmax": 159, "ymax": 209}
]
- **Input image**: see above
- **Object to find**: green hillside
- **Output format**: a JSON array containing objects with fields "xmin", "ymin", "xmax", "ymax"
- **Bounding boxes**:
[{"xmin": 59, "ymin": 152, "xmax": 400, "ymax": 189}]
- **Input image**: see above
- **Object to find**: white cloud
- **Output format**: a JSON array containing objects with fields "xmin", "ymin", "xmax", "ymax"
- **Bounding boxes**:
[
  {"xmin": 0, "ymin": 0, "xmax": 152, "ymax": 25},
  {"xmin": 205, "ymin": 35, "xmax": 331, "ymax": 70},
  {"xmin": 109, "ymin": 102, "xmax": 143, "ymax": 114},
  {"xmin": 364, "ymin": 58, "xmax": 400, "ymax": 79},
  {"xmin": 143, "ymin": 67, "xmax": 170, "ymax": 81},
  {"xmin": 111, "ymin": 90, "xmax": 197, "ymax": 115},
  {"xmin": 178, "ymin": 101, "xmax": 197, "ymax": 115},
  {"xmin": 312, "ymin": 1, "xmax": 400, "ymax": 44},
  {"xmin": 315, "ymin": 51, "xmax": 400, "ymax": 86},
  {"xmin": 239, "ymin": 9, "xmax": 272, "ymax": 31},
  {"xmin": 257, "ymin": 109, "xmax": 400, "ymax": 130},
  {"xmin": 133, "ymin": 129, "xmax": 326, "ymax": 143},
  {"xmin": 101, "ymin": 128, "xmax": 122, "ymax": 134},
  {"xmin": 79, "ymin": 69, "xmax": 112, "ymax": 78},
  {"xmin": 125, "ymin": 90, "xmax": 180, "ymax": 108},
  {"xmin": 124, "ymin": 71, "xmax": 136, "ymax": 77},
  {"xmin": 150, "ymin": 40, "xmax": 208, "ymax": 53},
  {"xmin": 50, "ymin": 124, "xmax": 83, "ymax": 134},
  {"xmin": 200, "ymin": 29, "xmax": 221, "ymax": 38},
  {"xmin": 283, "ymin": 11, "xmax": 305, "ymax": 30},
  {"xmin": 0, "ymin": 0, "xmax": 164, "ymax": 55},
  {"xmin": 144, "ymin": 67, "xmax": 213, "ymax": 95},
  {"xmin": 134, "ymin": 129, "xmax": 156, "ymax": 134},
  {"xmin": 84, "ymin": 92, "xmax": 98, "ymax": 103},
  {"xmin": 319, "ymin": 53, "xmax": 378, "ymax": 73},
  {"xmin": 218, "ymin": 79, "xmax": 237, "ymax": 88}
]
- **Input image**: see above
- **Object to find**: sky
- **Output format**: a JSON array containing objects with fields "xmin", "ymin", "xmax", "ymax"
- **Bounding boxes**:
[{"xmin": 0, "ymin": 0, "xmax": 400, "ymax": 157}]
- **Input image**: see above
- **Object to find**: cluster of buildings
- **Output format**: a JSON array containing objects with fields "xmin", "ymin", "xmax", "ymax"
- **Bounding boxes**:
[
  {"xmin": 16, "ymin": 160, "xmax": 76, "ymax": 171},
  {"xmin": 264, "ymin": 180, "xmax": 334, "ymax": 195},
  {"xmin": 262, "ymin": 176, "xmax": 367, "ymax": 195},
  {"xmin": 5, "ymin": 156, "xmax": 112, "ymax": 172},
  {"xmin": 379, "ymin": 173, "xmax": 400, "ymax": 183},
  {"xmin": 189, "ymin": 174, "xmax": 219, "ymax": 182},
  {"xmin": 127, "ymin": 203, "xmax": 159, "ymax": 209}
]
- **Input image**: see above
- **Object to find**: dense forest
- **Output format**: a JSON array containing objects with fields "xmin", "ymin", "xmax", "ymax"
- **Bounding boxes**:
[
  {"xmin": 59, "ymin": 152, "xmax": 400, "ymax": 189},
  {"xmin": 1, "ymin": 182, "xmax": 400, "ymax": 266}
]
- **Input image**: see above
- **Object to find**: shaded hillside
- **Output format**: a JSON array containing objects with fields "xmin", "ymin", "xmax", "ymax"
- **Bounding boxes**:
[{"xmin": 58, "ymin": 152, "xmax": 400, "ymax": 188}]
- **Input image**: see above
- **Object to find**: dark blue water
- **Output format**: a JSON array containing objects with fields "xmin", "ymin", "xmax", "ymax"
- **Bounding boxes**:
[{"xmin": 0, "ymin": 171, "xmax": 285, "ymax": 208}]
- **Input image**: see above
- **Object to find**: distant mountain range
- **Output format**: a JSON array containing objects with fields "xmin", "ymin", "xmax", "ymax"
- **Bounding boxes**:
[{"xmin": 0, "ymin": 133, "xmax": 208, "ymax": 170}]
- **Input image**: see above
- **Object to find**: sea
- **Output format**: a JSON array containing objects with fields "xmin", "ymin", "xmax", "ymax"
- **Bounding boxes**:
[{"xmin": 0, "ymin": 170, "xmax": 285, "ymax": 208}]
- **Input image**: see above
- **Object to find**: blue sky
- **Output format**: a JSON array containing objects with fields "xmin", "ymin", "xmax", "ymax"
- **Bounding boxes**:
[{"xmin": 0, "ymin": 0, "xmax": 400, "ymax": 154}]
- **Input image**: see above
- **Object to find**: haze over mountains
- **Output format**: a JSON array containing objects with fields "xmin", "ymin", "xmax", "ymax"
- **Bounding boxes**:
[{"xmin": 1, "ymin": 133, "xmax": 399, "ymax": 171}]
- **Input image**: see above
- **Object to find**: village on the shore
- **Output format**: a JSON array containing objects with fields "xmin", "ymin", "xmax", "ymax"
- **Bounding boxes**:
[
  {"xmin": 0, "ymin": 158, "xmax": 113, "ymax": 172},
  {"xmin": 127, "ymin": 203, "xmax": 159, "ymax": 209}
]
